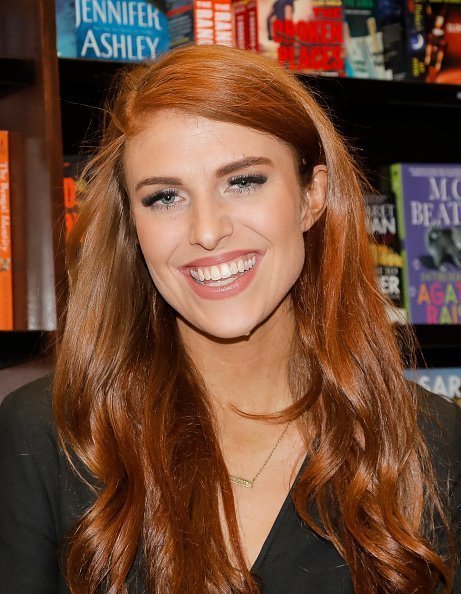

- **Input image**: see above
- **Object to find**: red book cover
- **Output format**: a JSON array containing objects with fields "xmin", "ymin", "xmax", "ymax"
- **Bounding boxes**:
[
  {"xmin": 233, "ymin": 0, "xmax": 247, "ymax": 48},
  {"xmin": 257, "ymin": 0, "xmax": 345, "ymax": 74},
  {"xmin": 0, "ymin": 131, "xmax": 13, "ymax": 330},
  {"xmin": 246, "ymin": 0, "xmax": 259, "ymax": 50},
  {"xmin": 63, "ymin": 156, "xmax": 85, "ymax": 242}
]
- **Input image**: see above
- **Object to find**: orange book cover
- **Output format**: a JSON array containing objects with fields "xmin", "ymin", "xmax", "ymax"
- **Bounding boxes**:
[{"xmin": 0, "ymin": 131, "xmax": 13, "ymax": 330}]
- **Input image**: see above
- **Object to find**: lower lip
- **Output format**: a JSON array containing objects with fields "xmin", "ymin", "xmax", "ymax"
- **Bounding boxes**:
[{"xmin": 182, "ymin": 257, "xmax": 261, "ymax": 300}]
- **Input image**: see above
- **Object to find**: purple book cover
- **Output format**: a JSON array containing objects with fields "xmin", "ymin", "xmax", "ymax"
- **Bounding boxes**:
[{"xmin": 391, "ymin": 163, "xmax": 461, "ymax": 324}]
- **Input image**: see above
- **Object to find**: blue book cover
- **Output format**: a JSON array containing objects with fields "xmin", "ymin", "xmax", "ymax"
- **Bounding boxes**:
[
  {"xmin": 56, "ymin": 0, "xmax": 170, "ymax": 62},
  {"xmin": 405, "ymin": 367, "xmax": 461, "ymax": 401},
  {"xmin": 391, "ymin": 163, "xmax": 461, "ymax": 325}
]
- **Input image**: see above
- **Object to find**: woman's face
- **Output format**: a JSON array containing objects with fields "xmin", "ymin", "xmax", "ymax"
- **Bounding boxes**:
[{"xmin": 124, "ymin": 110, "xmax": 326, "ymax": 339}]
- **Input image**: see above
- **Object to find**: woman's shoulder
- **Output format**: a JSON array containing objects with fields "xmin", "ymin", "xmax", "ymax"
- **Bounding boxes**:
[
  {"xmin": 0, "ymin": 375, "xmax": 55, "ymax": 445},
  {"xmin": 414, "ymin": 382, "xmax": 461, "ymax": 477}
]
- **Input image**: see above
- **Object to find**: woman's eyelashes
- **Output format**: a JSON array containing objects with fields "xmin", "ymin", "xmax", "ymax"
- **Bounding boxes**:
[
  {"xmin": 227, "ymin": 173, "xmax": 267, "ymax": 194},
  {"xmin": 141, "ymin": 188, "xmax": 181, "ymax": 210},
  {"xmin": 140, "ymin": 173, "xmax": 268, "ymax": 210}
]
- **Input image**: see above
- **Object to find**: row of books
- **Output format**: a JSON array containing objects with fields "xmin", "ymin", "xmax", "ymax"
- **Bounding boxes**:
[
  {"xmin": 55, "ymin": 0, "xmax": 461, "ymax": 83},
  {"xmin": 366, "ymin": 163, "xmax": 461, "ymax": 325}
]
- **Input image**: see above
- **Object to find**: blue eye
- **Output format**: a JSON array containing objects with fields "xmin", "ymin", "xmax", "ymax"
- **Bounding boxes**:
[
  {"xmin": 229, "ymin": 174, "xmax": 267, "ymax": 193},
  {"xmin": 141, "ymin": 189, "xmax": 180, "ymax": 210}
]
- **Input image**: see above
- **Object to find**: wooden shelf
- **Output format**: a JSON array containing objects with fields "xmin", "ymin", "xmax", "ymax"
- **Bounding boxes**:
[{"xmin": 0, "ymin": 58, "xmax": 35, "ymax": 97}]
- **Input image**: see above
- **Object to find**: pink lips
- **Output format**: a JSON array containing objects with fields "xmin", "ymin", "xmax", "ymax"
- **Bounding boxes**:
[{"xmin": 180, "ymin": 250, "xmax": 263, "ymax": 300}]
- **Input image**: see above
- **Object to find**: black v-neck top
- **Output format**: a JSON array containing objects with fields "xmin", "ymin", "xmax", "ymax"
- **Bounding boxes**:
[{"xmin": 0, "ymin": 376, "xmax": 460, "ymax": 593}]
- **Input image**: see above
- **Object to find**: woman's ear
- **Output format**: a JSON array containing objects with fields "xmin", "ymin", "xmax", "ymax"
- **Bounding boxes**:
[{"xmin": 300, "ymin": 165, "xmax": 328, "ymax": 232}]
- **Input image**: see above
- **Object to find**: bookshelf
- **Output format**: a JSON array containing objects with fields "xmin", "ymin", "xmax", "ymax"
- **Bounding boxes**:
[{"xmin": 0, "ymin": 0, "xmax": 460, "ymax": 374}]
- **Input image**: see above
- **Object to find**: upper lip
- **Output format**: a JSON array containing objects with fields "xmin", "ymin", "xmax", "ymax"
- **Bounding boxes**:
[{"xmin": 183, "ymin": 250, "xmax": 261, "ymax": 268}]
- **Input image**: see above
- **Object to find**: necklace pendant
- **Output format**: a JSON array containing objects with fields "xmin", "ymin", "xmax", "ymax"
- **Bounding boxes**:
[{"xmin": 230, "ymin": 475, "xmax": 254, "ymax": 488}]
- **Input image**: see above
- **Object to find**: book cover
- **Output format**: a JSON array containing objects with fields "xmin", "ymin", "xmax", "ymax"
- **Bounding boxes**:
[
  {"xmin": 257, "ymin": 0, "xmax": 345, "ymax": 74},
  {"xmin": 423, "ymin": 0, "xmax": 461, "ymax": 84},
  {"xmin": 405, "ymin": 367, "xmax": 461, "ymax": 401},
  {"xmin": 343, "ymin": 0, "xmax": 388, "ymax": 78},
  {"xmin": 364, "ymin": 191, "xmax": 406, "ymax": 317},
  {"xmin": 166, "ymin": 0, "xmax": 233, "ymax": 48},
  {"xmin": 56, "ymin": 0, "xmax": 170, "ymax": 61},
  {"xmin": 391, "ymin": 163, "xmax": 461, "ymax": 325},
  {"xmin": 0, "ymin": 131, "xmax": 13, "ymax": 331}
]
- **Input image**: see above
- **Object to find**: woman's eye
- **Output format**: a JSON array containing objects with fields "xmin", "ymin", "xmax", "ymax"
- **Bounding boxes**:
[
  {"xmin": 141, "ymin": 189, "xmax": 181, "ymax": 210},
  {"xmin": 228, "ymin": 174, "xmax": 267, "ymax": 193}
]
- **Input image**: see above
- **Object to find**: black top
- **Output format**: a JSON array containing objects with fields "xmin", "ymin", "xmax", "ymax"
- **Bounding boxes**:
[{"xmin": 0, "ymin": 376, "xmax": 460, "ymax": 594}]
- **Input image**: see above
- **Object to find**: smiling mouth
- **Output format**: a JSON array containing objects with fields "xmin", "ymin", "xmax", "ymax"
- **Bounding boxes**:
[{"xmin": 189, "ymin": 254, "xmax": 257, "ymax": 287}]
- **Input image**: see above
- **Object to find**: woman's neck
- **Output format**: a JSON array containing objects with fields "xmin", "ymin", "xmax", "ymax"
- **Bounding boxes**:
[{"xmin": 176, "ymin": 298, "xmax": 295, "ymax": 417}]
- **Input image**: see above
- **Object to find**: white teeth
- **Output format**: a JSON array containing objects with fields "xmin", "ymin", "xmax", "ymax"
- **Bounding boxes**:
[
  {"xmin": 189, "ymin": 254, "xmax": 258, "ymax": 284},
  {"xmin": 210, "ymin": 265, "xmax": 221, "ymax": 281},
  {"xmin": 219, "ymin": 262, "xmax": 232, "ymax": 278}
]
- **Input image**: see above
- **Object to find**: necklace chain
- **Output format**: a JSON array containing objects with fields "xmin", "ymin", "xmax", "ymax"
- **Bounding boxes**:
[{"xmin": 229, "ymin": 422, "xmax": 291, "ymax": 489}]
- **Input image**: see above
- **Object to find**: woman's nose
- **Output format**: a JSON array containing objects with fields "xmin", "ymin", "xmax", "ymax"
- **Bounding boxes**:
[{"xmin": 188, "ymin": 198, "xmax": 234, "ymax": 251}]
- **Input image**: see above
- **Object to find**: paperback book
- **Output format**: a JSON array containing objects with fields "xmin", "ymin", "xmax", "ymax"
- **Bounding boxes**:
[
  {"xmin": 166, "ymin": 0, "xmax": 234, "ymax": 48},
  {"xmin": 403, "ymin": 0, "xmax": 426, "ymax": 79},
  {"xmin": 0, "ymin": 131, "xmax": 13, "ymax": 330},
  {"xmin": 391, "ymin": 163, "xmax": 461, "ymax": 325},
  {"xmin": 423, "ymin": 0, "xmax": 461, "ymax": 84},
  {"xmin": 63, "ymin": 155, "xmax": 87, "ymax": 241},
  {"xmin": 56, "ymin": 0, "xmax": 170, "ymax": 61},
  {"xmin": 343, "ymin": 0, "xmax": 406, "ymax": 80},
  {"xmin": 364, "ymin": 191, "xmax": 406, "ymax": 319},
  {"xmin": 257, "ymin": 0, "xmax": 345, "ymax": 74}
]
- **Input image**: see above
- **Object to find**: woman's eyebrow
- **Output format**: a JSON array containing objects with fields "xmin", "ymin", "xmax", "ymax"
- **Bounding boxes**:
[
  {"xmin": 135, "ymin": 176, "xmax": 182, "ymax": 191},
  {"xmin": 134, "ymin": 157, "xmax": 273, "ymax": 191},
  {"xmin": 215, "ymin": 156, "xmax": 273, "ymax": 178}
]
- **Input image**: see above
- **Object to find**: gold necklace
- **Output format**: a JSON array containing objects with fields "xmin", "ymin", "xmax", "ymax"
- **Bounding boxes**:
[{"xmin": 229, "ymin": 422, "xmax": 291, "ymax": 489}]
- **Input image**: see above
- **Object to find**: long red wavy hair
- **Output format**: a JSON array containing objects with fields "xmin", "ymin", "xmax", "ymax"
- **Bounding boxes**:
[{"xmin": 54, "ymin": 44, "xmax": 454, "ymax": 593}]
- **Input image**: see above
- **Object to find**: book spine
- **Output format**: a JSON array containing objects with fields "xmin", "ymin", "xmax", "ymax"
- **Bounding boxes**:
[
  {"xmin": 374, "ymin": 0, "xmax": 407, "ymax": 80},
  {"xmin": 63, "ymin": 177, "xmax": 79, "ymax": 241},
  {"xmin": 389, "ymin": 163, "xmax": 411, "ymax": 322},
  {"xmin": 194, "ymin": 0, "xmax": 215, "ymax": 44},
  {"xmin": 246, "ymin": 0, "xmax": 258, "ymax": 50},
  {"xmin": 0, "ymin": 131, "xmax": 13, "ymax": 330},
  {"xmin": 233, "ymin": 0, "xmax": 247, "ymax": 48},
  {"xmin": 403, "ymin": 0, "xmax": 426, "ymax": 79},
  {"xmin": 213, "ymin": 0, "xmax": 233, "ymax": 45}
]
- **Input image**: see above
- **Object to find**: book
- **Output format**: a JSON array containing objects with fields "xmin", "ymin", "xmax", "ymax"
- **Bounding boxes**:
[
  {"xmin": 56, "ymin": 0, "xmax": 170, "ymax": 61},
  {"xmin": 63, "ymin": 155, "xmax": 88, "ymax": 241},
  {"xmin": 343, "ymin": 0, "xmax": 406, "ymax": 80},
  {"xmin": 343, "ymin": 0, "xmax": 387, "ymax": 79},
  {"xmin": 403, "ymin": 0, "xmax": 426, "ymax": 79},
  {"xmin": 390, "ymin": 163, "xmax": 461, "ymax": 325},
  {"xmin": 166, "ymin": 0, "xmax": 234, "ymax": 48},
  {"xmin": 257, "ymin": 0, "xmax": 345, "ymax": 74},
  {"xmin": 405, "ymin": 367, "xmax": 461, "ymax": 401},
  {"xmin": 423, "ymin": 0, "xmax": 461, "ymax": 84},
  {"xmin": 0, "ymin": 131, "xmax": 13, "ymax": 330},
  {"xmin": 364, "ymin": 190, "xmax": 406, "ymax": 320}
]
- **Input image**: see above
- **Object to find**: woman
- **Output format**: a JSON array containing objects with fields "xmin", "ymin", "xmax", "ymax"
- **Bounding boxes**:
[{"xmin": 0, "ymin": 44, "xmax": 459, "ymax": 594}]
